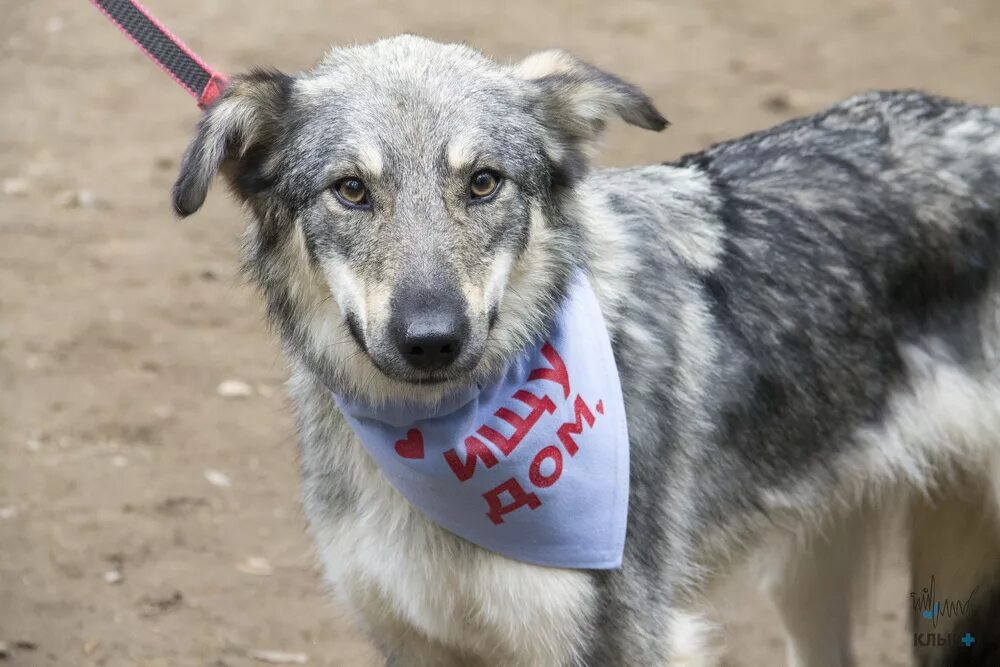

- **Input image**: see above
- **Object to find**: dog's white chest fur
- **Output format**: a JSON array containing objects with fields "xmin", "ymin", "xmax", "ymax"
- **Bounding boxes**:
[{"xmin": 302, "ymin": 412, "xmax": 598, "ymax": 666}]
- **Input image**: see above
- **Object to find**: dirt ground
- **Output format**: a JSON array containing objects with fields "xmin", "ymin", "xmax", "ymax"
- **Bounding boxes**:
[{"xmin": 2, "ymin": 1, "xmax": 999, "ymax": 665}]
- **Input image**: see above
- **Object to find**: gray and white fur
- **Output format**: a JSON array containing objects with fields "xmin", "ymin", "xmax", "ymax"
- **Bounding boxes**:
[{"xmin": 173, "ymin": 35, "xmax": 1000, "ymax": 666}]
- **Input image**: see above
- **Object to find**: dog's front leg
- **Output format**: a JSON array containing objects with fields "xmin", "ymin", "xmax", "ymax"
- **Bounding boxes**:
[
  {"xmin": 756, "ymin": 505, "xmax": 875, "ymax": 667},
  {"xmin": 347, "ymin": 582, "xmax": 486, "ymax": 667}
]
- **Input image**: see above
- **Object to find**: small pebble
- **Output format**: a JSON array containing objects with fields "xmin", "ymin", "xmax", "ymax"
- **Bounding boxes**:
[
  {"xmin": 249, "ymin": 649, "xmax": 309, "ymax": 665},
  {"xmin": 762, "ymin": 91, "xmax": 793, "ymax": 113},
  {"xmin": 237, "ymin": 556, "xmax": 274, "ymax": 577},
  {"xmin": 0, "ymin": 506, "xmax": 18, "ymax": 520},
  {"xmin": 216, "ymin": 380, "xmax": 253, "ymax": 398},
  {"xmin": 54, "ymin": 188, "xmax": 104, "ymax": 210},
  {"xmin": 103, "ymin": 570, "xmax": 124, "ymax": 585},
  {"xmin": 1, "ymin": 177, "xmax": 29, "ymax": 197},
  {"xmin": 203, "ymin": 469, "xmax": 232, "ymax": 488}
]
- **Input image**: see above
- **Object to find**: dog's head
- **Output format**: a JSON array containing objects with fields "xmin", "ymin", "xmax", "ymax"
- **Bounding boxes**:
[{"xmin": 173, "ymin": 36, "xmax": 665, "ymax": 402}]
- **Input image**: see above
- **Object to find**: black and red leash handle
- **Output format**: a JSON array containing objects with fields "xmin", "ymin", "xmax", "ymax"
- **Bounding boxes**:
[{"xmin": 89, "ymin": 0, "xmax": 228, "ymax": 109}]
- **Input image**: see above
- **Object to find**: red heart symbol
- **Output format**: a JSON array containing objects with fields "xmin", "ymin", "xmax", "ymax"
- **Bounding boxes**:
[{"xmin": 394, "ymin": 428, "xmax": 425, "ymax": 459}]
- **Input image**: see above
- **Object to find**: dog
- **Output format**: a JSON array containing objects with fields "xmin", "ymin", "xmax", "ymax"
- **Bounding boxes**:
[{"xmin": 172, "ymin": 35, "xmax": 1000, "ymax": 666}]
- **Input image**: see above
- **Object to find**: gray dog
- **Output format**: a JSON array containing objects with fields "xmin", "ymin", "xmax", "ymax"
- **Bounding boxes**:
[{"xmin": 173, "ymin": 35, "xmax": 1000, "ymax": 666}]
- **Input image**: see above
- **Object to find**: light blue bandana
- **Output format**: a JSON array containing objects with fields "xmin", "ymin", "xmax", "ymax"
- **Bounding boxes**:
[{"xmin": 333, "ymin": 271, "xmax": 629, "ymax": 569}]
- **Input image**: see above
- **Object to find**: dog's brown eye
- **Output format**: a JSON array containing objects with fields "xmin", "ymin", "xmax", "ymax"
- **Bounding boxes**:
[
  {"xmin": 469, "ymin": 170, "xmax": 502, "ymax": 200},
  {"xmin": 333, "ymin": 178, "xmax": 370, "ymax": 208}
]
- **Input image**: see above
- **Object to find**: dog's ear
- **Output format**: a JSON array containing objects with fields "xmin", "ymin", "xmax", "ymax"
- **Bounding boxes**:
[
  {"xmin": 516, "ymin": 49, "xmax": 667, "ymax": 152},
  {"xmin": 172, "ymin": 68, "xmax": 292, "ymax": 217}
]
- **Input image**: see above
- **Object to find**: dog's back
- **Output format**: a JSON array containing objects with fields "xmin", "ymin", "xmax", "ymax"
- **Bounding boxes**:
[
  {"xmin": 577, "ymin": 90, "xmax": 1000, "ymax": 665},
  {"xmin": 656, "ymin": 91, "xmax": 1000, "ymax": 666},
  {"xmin": 682, "ymin": 90, "xmax": 1000, "ymax": 363},
  {"xmin": 593, "ymin": 90, "xmax": 1000, "ymax": 496}
]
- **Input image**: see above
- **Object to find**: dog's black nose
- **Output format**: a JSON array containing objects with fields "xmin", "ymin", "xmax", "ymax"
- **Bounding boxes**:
[
  {"xmin": 396, "ymin": 313, "xmax": 465, "ymax": 370},
  {"xmin": 390, "ymin": 287, "xmax": 469, "ymax": 372}
]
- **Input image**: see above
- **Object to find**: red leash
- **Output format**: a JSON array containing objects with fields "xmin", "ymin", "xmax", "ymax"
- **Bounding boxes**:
[{"xmin": 89, "ymin": 0, "xmax": 227, "ymax": 109}]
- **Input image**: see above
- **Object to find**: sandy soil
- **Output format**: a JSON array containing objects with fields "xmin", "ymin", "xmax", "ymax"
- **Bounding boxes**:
[{"xmin": 2, "ymin": 1, "xmax": 999, "ymax": 665}]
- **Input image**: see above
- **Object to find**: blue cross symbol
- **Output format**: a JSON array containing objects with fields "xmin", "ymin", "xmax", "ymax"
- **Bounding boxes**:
[{"xmin": 961, "ymin": 632, "xmax": 976, "ymax": 647}]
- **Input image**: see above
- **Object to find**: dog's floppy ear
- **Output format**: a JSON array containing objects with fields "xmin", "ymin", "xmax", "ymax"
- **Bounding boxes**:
[
  {"xmin": 516, "ymin": 49, "xmax": 667, "ymax": 150},
  {"xmin": 172, "ymin": 68, "xmax": 292, "ymax": 217}
]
